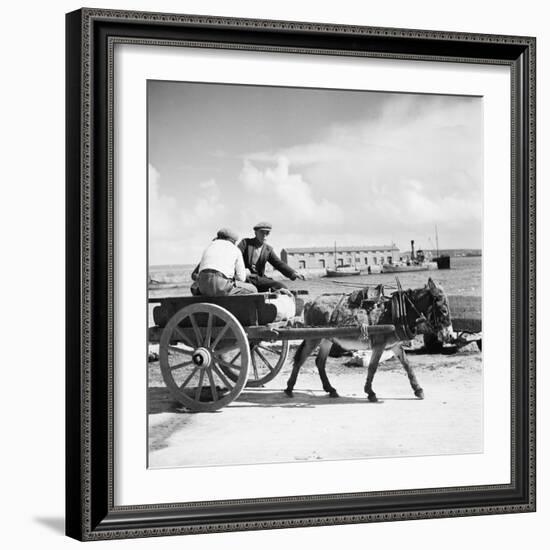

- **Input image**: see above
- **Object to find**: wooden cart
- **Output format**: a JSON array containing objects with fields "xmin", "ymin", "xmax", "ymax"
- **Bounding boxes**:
[{"xmin": 149, "ymin": 292, "xmax": 395, "ymax": 412}]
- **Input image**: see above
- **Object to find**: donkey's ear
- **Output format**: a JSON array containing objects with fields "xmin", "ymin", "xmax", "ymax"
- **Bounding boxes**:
[{"xmin": 427, "ymin": 277, "xmax": 437, "ymax": 291}]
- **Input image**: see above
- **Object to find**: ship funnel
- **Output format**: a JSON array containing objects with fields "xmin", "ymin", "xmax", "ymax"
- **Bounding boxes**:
[{"xmin": 411, "ymin": 240, "xmax": 415, "ymax": 260}]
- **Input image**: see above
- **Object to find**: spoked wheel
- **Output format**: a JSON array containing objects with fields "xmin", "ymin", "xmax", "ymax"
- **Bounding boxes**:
[
  {"xmin": 159, "ymin": 303, "xmax": 250, "ymax": 412},
  {"xmin": 220, "ymin": 340, "xmax": 289, "ymax": 387}
]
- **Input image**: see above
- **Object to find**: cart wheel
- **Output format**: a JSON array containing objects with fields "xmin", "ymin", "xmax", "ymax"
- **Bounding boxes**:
[
  {"xmin": 220, "ymin": 340, "xmax": 289, "ymax": 387},
  {"xmin": 159, "ymin": 303, "xmax": 250, "ymax": 412}
]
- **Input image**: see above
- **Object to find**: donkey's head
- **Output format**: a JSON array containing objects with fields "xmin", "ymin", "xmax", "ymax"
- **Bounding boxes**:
[{"xmin": 410, "ymin": 278, "xmax": 453, "ymax": 342}]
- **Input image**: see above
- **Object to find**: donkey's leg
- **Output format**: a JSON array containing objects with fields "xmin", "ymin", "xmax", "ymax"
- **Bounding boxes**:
[
  {"xmin": 316, "ymin": 339, "xmax": 339, "ymax": 397},
  {"xmin": 392, "ymin": 344, "xmax": 424, "ymax": 399},
  {"xmin": 285, "ymin": 339, "xmax": 321, "ymax": 397},
  {"xmin": 364, "ymin": 342, "xmax": 385, "ymax": 402}
]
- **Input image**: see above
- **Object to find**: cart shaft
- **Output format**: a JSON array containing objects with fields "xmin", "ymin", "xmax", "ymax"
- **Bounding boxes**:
[
  {"xmin": 246, "ymin": 324, "xmax": 396, "ymax": 341},
  {"xmin": 149, "ymin": 324, "xmax": 396, "ymax": 344}
]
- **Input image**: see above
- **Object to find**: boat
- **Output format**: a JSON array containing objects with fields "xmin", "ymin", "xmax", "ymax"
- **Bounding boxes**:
[
  {"xmin": 326, "ymin": 265, "xmax": 362, "ymax": 277},
  {"xmin": 434, "ymin": 255, "xmax": 451, "ymax": 269},
  {"xmin": 382, "ymin": 239, "xmax": 437, "ymax": 273},
  {"xmin": 381, "ymin": 263, "xmax": 436, "ymax": 273},
  {"xmin": 432, "ymin": 225, "xmax": 451, "ymax": 269},
  {"xmin": 324, "ymin": 242, "xmax": 362, "ymax": 277}
]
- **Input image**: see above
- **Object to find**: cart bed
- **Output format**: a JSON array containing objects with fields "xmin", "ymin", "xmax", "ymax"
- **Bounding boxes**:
[{"xmin": 150, "ymin": 292, "xmax": 306, "ymax": 328}]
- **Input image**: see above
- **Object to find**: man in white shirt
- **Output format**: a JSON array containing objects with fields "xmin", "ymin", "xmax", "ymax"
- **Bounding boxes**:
[{"xmin": 193, "ymin": 228, "xmax": 257, "ymax": 296}]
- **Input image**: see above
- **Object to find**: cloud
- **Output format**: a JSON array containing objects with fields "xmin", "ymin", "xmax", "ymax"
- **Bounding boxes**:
[
  {"xmin": 148, "ymin": 164, "xmax": 227, "ymax": 264},
  {"xmin": 239, "ymin": 95, "xmax": 482, "ymax": 250},
  {"xmin": 239, "ymin": 156, "xmax": 343, "ymax": 224},
  {"xmin": 199, "ymin": 179, "xmax": 220, "ymax": 198}
]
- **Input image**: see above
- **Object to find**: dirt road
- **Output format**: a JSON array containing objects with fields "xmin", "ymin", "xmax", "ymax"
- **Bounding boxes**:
[{"xmin": 148, "ymin": 346, "xmax": 482, "ymax": 468}]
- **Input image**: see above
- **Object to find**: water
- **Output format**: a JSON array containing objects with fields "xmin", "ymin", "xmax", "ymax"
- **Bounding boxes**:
[
  {"xmin": 286, "ymin": 256, "xmax": 481, "ymax": 299},
  {"xmin": 149, "ymin": 256, "xmax": 481, "ymax": 301}
]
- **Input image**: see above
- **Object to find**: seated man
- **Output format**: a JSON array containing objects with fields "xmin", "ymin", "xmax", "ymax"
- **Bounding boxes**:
[
  {"xmin": 191, "ymin": 228, "xmax": 258, "ymax": 297},
  {"xmin": 238, "ymin": 221, "xmax": 305, "ymax": 293}
]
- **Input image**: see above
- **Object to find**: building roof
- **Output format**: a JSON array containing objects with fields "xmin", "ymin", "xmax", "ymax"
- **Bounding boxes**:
[{"xmin": 282, "ymin": 245, "xmax": 399, "ymax": 254}]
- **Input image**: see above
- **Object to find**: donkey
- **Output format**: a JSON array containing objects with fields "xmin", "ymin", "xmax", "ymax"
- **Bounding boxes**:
[{"xmin": 284, "ymin": 278, "xmax": 453, "ymax": 402}]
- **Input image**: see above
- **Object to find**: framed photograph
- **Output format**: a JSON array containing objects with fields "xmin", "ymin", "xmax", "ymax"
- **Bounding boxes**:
[{"xmin": 66, "ymin": 8, "xmax": 536, "ymax": 541}]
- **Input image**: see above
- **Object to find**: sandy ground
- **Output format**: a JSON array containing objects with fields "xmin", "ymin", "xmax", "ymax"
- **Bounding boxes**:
[{"xmin": 148, "ymin": 343, "xmax": 482, "ymax": 468}]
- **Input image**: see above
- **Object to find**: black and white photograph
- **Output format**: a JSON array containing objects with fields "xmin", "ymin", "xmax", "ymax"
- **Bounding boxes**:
[
  {"xmin": 55, "ymin": 1, "xmax": 538, "ymax": 545},
  {"xmin": 147, "ymin": 80, "xmax": 484, "ymax": 469}
]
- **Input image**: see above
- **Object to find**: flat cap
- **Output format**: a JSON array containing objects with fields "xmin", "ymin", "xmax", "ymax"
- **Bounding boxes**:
[
  {"xmin": 216, "ymin": 227, "xmax": 239, "ymax": 242},
  {"xmin": 253, "ymin": 221, "xmax": 272, "ymax": 231}
]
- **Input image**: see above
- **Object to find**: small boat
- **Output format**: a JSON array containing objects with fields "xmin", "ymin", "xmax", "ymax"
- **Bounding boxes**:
[
  {"xmin": 326, "ymin": 266, "xmax": 362, "ymax": 277},
  {"xmin": 325, "ymin": 242, "xmax": 362, "ymax": 277}
]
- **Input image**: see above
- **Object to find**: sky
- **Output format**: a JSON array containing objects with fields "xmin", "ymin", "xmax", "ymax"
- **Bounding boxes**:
[{"xmin": 148, "ymin": 80, "xmax": 483, "ymax": 266}]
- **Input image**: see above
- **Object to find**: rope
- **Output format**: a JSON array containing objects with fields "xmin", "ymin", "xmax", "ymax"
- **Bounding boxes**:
[{"xmin": 329, "ymin": 280, "xmax": 398, "ymax": 290}]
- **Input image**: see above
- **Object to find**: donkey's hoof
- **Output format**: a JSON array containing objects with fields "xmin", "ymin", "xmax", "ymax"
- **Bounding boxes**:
[
  {"xmin": 284, "ymin": 389, "xmax": 294, "ymax": 398},
  {"xmin": 367, "ymin": 393, "xmax": 378, "ymax": 403},
  {"xmin": 328, "ymin": 390, "xmax": 340, "ymax": 398},
  {"xmin": 415, "ymin": 388, "xmax": 425, "ymax": 399}
]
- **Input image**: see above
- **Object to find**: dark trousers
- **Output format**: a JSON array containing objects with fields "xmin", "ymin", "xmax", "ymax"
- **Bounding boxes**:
[{"xmin": 248, "ymin": 275, "xmax": 287, "ymax": 292}]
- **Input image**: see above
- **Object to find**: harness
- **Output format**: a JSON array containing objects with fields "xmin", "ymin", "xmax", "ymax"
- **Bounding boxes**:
[
  {"xmin": 391, "ymin": 278, "xmax": 431, "ymax": 341},
  {"xmin": 391, "ymin": 291, "xmax": 416, "ymax": 340},
  {"xmin": 334, "ymin": 279, "xmax": 441, "ymax": 341}
]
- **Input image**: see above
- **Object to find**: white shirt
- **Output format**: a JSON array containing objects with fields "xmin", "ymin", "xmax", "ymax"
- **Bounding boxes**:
[
  {"xmin": 199, "ymin": 239, "xmax": 246, "ymax": 282},
  {"xmin": 250, "ymin": 244, "xmax": 264, "ymax": 271}
]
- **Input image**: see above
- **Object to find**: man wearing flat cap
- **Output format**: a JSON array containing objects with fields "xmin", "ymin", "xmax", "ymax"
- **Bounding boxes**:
[
  {"xmin": 238, "ymin": 221, "xmax": 305, "ymax": 293},
  {"xmin": 191, "ymin": 228, "xmax": 257, "ymax": 296}
]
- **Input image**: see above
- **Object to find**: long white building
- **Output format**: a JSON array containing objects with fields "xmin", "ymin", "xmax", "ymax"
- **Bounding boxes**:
[{"xmin": 280, "ymin": 245, "xmax": 400, "ymax": 270}]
